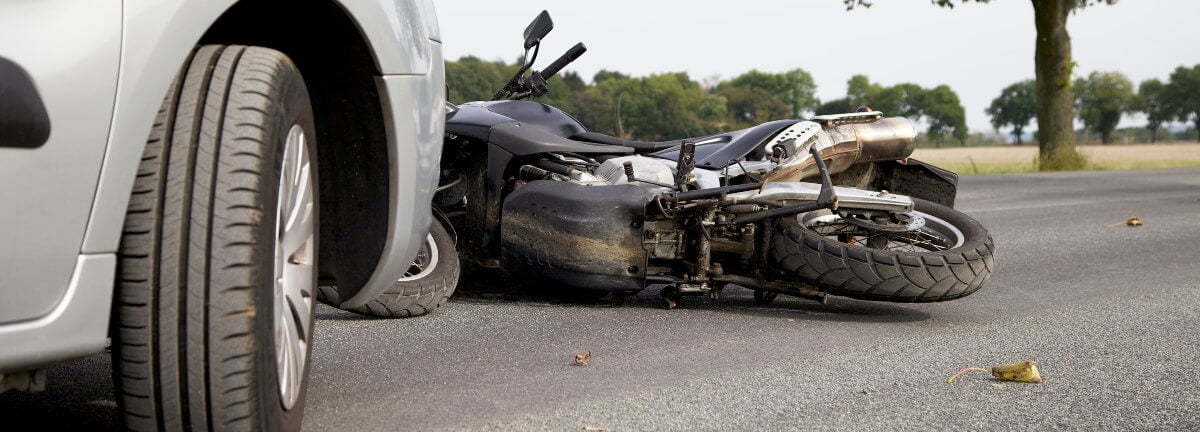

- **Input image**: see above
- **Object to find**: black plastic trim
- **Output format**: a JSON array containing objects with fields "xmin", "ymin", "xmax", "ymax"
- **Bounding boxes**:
[{"xmin": 0, "ymin": 56, "xmax": 51, "ymax": 148}]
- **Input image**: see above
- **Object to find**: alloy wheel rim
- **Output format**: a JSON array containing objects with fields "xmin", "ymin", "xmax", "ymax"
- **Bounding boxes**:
[
  {"xmin": 273, "ymin": 124, "xmax": 314, "ymax": 410},
  {"xmin": 800, "ymin": 210, "xmax": 965, "ymax": 252},
  {"xmin": 398, "ymin": 234, "xmax": 439, "ymax": 282}
]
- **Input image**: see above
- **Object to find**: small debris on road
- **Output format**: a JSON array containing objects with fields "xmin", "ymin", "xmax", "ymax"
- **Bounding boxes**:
[
  {"xmin": 992, "ymin": 360, "xmax": 1044, "ymax": 383},
  {"xmin": 946, "ymin": 360, "xmax": 1045, "ymax": 384},
  {"xmin": 946, "ymin": 367, "xmax": 989, "ymax": 384},
  {"xmin": 1105, "ymin": 216, "xmax": 1143, "ymax": 228},
  {"xmin": 583, "ymin": 426, "xmax": 605, "ymax": 432},
  {"xmin": 574, "ymin": 351, "xmax": 592, "ymax": 366}
]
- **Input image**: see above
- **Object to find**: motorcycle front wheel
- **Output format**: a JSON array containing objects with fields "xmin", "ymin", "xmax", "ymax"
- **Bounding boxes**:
[{"xmin": 769, "ymin": 198, "xmax": 994, "ymax": 302}]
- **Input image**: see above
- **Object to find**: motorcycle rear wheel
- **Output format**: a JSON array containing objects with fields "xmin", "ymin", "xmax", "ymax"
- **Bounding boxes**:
[{"xmin": 769, "ymin": 198, "xmax": 994, "ymax": 302}]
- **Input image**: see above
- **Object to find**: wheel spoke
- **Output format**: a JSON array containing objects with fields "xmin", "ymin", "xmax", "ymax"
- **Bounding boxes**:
[
  {"xmin": 802, "ymin": 210, "xmax": 961, "ymax": 253},
  {"xmin": 283, "ymin": 262, "xmax": 313, "ymax": 341},
  {"xmin": 281, "ymin": 209, "xmax": 313, "ymax": 257}
]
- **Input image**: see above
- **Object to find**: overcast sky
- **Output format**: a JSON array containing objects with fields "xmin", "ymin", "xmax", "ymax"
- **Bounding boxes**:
[{"xmin": 434, "ymin": 0, "xmax": 1200, "ymax": 133}]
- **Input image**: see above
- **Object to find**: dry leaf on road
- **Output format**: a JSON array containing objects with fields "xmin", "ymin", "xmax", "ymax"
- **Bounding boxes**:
[
  {"xmin": 991, "ymin": 360, "xmax": 1044, "ymax": 383},
  {"xmin": 574, "ymin": 351, "xmax": 592, "ymax": 366},
  {"xmin": 947, "ymin": 360, "xmax": 1045, "ymax": 384}
]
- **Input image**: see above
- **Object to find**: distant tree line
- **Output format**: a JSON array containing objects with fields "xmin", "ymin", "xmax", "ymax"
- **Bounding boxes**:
[
  {"xmin": 446, "ymin": 56, "xmax": 968, "ymax": 145},
  {"xmin": 988, "ymin": 64, "xmax": 1200, "ymax": 144}
]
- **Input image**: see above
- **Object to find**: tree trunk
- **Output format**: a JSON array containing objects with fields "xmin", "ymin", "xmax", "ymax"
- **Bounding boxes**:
[
  {"xmin": 1148, "ymin": 125, "xmax": 1157, "ymax": 143},
  {"xmin": 1014, "ymin": 126, "xmax": 1024, "ymax": 145},
  {"xmin": 1195, "ymin": 117, "xmax": 1199, "ymax": 143},
  {"xmin": 1100, "ymin": 128, "xmax": 1112, "ymax": 145},
  {"xmin": 1032, "ymin": 0, "xmax": 1084, "ymax": 169}
]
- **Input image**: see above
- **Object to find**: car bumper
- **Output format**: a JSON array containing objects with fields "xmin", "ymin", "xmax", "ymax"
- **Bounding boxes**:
[{"xmin": 0, "ymin": 254, "xmax": 114, "ymax": 372}]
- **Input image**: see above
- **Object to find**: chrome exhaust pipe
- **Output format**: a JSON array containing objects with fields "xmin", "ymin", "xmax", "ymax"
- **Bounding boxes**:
[{"xmin": 763, "ymin": 113, "xmax": 917, "ymax": 182}]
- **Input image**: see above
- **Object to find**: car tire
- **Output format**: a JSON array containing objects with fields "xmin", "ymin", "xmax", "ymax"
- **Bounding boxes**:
[
  {"xmin": 113, "ymin": 45, "xmax": 318, "ymax": 431},
  {"xmin": 317, "ymin": 221, "xmax": 459, "ymax": 318}
]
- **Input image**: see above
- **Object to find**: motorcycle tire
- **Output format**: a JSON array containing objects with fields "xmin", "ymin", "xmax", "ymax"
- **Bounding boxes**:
[
  {"xmin": 317, "ymin": 221, "xmax": 459, "ymax": 317},
  {"xmin": 769, "ymin": 198, "xmax": 994, "ymax": 302}
]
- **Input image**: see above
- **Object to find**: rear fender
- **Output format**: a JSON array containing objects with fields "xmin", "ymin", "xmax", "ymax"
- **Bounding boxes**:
[{"xmin": 831, "ymin": 159, "xmax": 959, "ymax": 208}]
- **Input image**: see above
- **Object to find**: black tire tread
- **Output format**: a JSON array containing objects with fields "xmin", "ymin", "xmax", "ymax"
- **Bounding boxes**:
[
  {"xmin": 769, "ymin": 198, "xmax": 994, "ymax": 303},
  {"xmin": 114, "ymin": 44, "xmax": 313, "ymax": 431},
  {"xmin": 316, "ymin": 222, "xmax": 459, "ymax": 318}
]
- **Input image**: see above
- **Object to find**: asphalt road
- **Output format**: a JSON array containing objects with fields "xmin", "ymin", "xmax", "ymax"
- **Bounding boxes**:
[{"xmin": 4, "ymin": 168, "xmax": 1199, "ymax": 431}]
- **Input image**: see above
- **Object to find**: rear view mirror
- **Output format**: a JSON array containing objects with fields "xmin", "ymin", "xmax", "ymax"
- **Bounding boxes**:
[{"xmin": 523, "ymin": 11, "xmax": 554, "ymax": 50}]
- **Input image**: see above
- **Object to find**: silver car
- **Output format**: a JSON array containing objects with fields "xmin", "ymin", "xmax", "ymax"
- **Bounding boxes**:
[{"xmin": 0, "ymin": 0, "xmax": 446, "ymax": 429}]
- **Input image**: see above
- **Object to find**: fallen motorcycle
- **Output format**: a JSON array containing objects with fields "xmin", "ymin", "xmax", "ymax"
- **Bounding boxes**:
[{"xmin": 410, "ymin": 10, "xmax": 993, "ymax": 312}]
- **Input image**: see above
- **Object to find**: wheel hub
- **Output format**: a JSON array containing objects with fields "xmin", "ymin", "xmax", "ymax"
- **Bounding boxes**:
[{"xmin": 273, "ymin": 124, "xmax": 314, "ymax": 410}]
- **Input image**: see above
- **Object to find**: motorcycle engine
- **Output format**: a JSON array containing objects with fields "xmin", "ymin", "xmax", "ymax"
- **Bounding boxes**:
[
  {"xmin": 595, "ymin": 156, "xmax": 677, "ymax": 192},
  {"xmin": 579, "ymin": 155, "xmax": 766, "ymax": 191}
]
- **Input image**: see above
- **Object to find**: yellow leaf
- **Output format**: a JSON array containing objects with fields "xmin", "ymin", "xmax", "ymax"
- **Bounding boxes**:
[{"xmin": 991, "ymin": 360, "xmax": 1044, "ymax": 383}]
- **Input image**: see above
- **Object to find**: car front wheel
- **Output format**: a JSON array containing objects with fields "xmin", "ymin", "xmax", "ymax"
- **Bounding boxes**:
[{"xmin": 113, "ymin": 44, "xmax": 318, "ymax": 431}]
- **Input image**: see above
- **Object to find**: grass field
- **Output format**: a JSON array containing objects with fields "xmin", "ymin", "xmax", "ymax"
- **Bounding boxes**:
[{"xmin": 910, "ymin": 143, "xmax": 1200, "ymax": 175}]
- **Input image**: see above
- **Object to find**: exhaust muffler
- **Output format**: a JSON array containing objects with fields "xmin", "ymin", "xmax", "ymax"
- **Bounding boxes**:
[{"xmin": 763, "ymin": 113, "xmax": 917, "ymax": 182}]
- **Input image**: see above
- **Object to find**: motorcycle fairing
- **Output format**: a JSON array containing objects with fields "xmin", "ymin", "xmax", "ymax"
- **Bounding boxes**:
[
  {"xmin": 446, "ymin": 101, "xmax": 633, "ymax": 156},
  {"xmin": 447, "ymin": 100, "xmax": 801, "ymax": 169},
  {"xmin": 647, "ymin": 119, "xmax": 797, "ymax": 169}
]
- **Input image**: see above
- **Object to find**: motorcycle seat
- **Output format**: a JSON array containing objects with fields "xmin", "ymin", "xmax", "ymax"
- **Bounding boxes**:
[{"xmin": 570, "ymin": 131, "xmax": 683, "ymax": 153}]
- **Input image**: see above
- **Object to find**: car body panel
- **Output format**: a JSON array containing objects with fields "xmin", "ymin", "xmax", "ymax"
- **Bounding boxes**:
[
  {"xmin": 0, "ymin": 0, "xmax": 444, "ymax": 370},
  {"xmin": 344, "ymin": 42, "xmax": 446, "ymax": 308},
  {"xmin": 0, "ymin": 255, "xmax": 114, "ymax": 372},
  {"xmin": 0, "ymin": 0, "xmax": 121, "ymax": 324}
]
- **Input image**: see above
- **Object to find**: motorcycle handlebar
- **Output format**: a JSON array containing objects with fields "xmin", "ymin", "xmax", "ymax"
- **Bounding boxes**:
[{"xmin": 540, "ymin": 42, "xmax": 587, "ymax": 81}]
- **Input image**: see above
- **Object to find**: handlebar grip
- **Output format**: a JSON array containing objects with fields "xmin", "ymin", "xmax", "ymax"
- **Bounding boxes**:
[{"xmin": 540, "ymin": 42, "xmax": 587, "ymax": 81}]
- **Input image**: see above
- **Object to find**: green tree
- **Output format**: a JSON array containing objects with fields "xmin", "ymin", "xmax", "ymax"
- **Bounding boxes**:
[
  {"xmin": 718, "ymin": 85, "xmax": 790, "ymax": 128},
  {"xmin": 596, "ymin": 72, "xmax": 727, "ymax": 140},
  {"xmin": 986, "ymin": 80, "xmax": 1037, "ymax": 144},
  {"xmin": 444, "ymin": 56, "xmax": 518, "ymax": 103},
  {"xmin": 916, "ymin": 85, "xmax": 969, "ymax": 145},
  {"xmin": 593, "ymin": 70, "xmax": 630, "ymax": 84},
  {"xmin": 814, "ymin": 97, "xmax": 854, "ymax": 115},
  {"xmin": 1073, "ymin": 71, "xmax": 1136, "ymax": 144},
  {"xmin": 716, "ymin": 69, "xmax": 819, "ymax": 121},
  {"xmin": 1165, "ymin": 64, "xmax": 1200, "ymax": 142},
  {"xmin": 844, "ymin": 0, "xmax": 1118, "ymax": 169},
  {"xmin": 836, "ymin": 75, "xmax": 968, "ymax": 145},
  {"xmin": 1136, "ymin": 78, "xmax": 1168, "ymax": 142}
]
